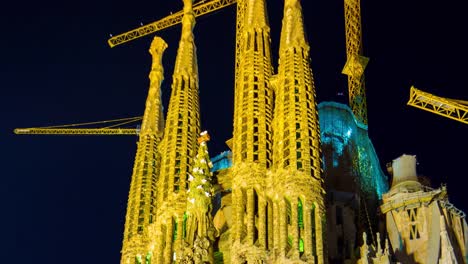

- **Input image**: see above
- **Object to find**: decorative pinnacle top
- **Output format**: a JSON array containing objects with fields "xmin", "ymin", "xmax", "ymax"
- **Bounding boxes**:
[
  {"xmin": 149, "ymin": 36, "xmax": 168, "ymax": 64},
  {"xmin": 173, "ymin": 0, "xmax": 197, "ymax": 76},
  {"xmin": 245, "ymin": 0, "xmax": 269, "ymax": 29},
  {"xmin": 280, "ymin": 0, "xmax": 307, "ymax": 53}
]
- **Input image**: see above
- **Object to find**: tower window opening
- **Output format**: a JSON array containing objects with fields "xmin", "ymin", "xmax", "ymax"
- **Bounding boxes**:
[
  {"xmin": 286, "ymin": 199, "xmax": 292, "ymax": 225},
  {"xmin": 409, "ymin": 224, "xmax": 420, "ymax": 240},
  {"xmin": 173, "ymin": 218, "xmax": 178, "ymax": 241},
  {"xmin": 254, "ymin": 34, "xmax": 258, "ymax": 52},
  {"xmin": 311, "ymin": 205, "xmax": 316, "ymax": 257},
  {"xmin": 297, "ymin": 162, "xmax": 303, "ymax": 169}
]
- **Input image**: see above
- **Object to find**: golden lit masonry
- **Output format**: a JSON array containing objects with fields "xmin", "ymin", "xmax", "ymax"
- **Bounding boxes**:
[
  {"xmin": 116, "ymin": 0, "xmax": 468, "ymax": 263},
  {"xmin": 121, "ymin": 36, "xmax": 167, "ymax": 264},
  {"xmin": 150, "ymin": 0, "xmax": 201, "ymax": 263}
]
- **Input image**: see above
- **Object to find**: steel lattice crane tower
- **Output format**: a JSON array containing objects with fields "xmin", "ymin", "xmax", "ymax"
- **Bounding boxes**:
[{"xmin": 342, "ymin": 0, "xmax": 369, "ymax": 126}]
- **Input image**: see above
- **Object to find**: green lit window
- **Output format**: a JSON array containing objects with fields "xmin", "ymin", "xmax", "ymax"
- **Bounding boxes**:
[
  {"xmin": 299, "ymin": 238, "xmax": 304, "ymax": 253},
  {"xmin": 146, "ymin": 252, "xmax": 152, "ymax": 264}
]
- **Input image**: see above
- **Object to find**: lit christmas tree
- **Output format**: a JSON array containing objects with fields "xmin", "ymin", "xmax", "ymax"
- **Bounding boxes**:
[{"xmin": 178, "ymin": 131, "xmax": 216, "ymax": 263}]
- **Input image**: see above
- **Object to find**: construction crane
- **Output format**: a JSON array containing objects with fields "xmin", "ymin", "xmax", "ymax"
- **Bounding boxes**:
[
  {"xmin": 16, "ymin": 0, "xmax": 237, "ymax": 136},
  {"xmin": 108, "ymin": 0, "xmax": 237, "ymax": 48},
  {"xmin": 14, "ymin": 116, "xmax": 141, "ymax": 135},
  {"xmin": 407, "ymin": 86, "xmax": 468, "ymax": 125},
  {"xmin": 342, "ymin": 0, "xmax": 369, "ymax": 127}
]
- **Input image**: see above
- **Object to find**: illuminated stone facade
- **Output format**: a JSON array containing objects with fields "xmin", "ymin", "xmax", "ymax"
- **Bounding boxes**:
[
  {"xmin": 119, "ymin": 0, "xmax": 468, "ymax": 263},
  {"xmin": 121, "ymin": 36, "xmax": 167, "ymax": 264},
  {"xmin": 380, "ymin": 155, "xmax": 468, "ymax": 264}
]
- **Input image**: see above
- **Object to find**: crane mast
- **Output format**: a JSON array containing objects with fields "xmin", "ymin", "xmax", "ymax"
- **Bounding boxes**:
[
  {"xmin": 408, "ymin": 86, "xmax": 468, "ymax": 125},
  {"xmin": 342, "ymin": 0, "xmax": 369, "ymax": 126},
  {"xmin": 108, "ymin": 0, "xmax": 237, "ymax": 48}
]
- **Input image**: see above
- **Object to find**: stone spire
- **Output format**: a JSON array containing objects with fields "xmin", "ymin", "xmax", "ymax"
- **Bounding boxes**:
[
  {"xmin": 157, "ymin": 0, "xmax": 200, "ymax": 203},
  {"xmin": 279, "ymin": 0, "xmax": 307, "ymax": 54},
  {"xmin": 150, "ymin": 1, "xmax": 201, "ymax": 263},
  {"xmin": 230, "ymin": 0, "xmax": 274, "ymax": 262},
  {"xmin": 270, "ymin": 0, "xmax": 325, "ymax": 261},
  {"xmin": 121, "ymin": 36, "xmax": 167, "ymax": 264}
]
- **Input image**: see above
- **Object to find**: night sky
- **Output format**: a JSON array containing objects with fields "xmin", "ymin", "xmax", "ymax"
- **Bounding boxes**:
[{"xmin": 2, "ymin": 0, "xmax": 467, "ymax": 262}]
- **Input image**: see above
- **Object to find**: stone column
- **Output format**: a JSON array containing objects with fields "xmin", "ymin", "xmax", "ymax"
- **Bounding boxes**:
[
  {"xmin": 258, "ymin": 197, "xmax": 266, "ymax": 248},
  {"xmin": 233, "ymin": 188, "xmax": 244, "ymax": 242},
  {"xmin": 304, "ymin": 204, "xmax": 313, "ymax": 260},
  {"xmin": 279, "ymin": 200, "xmax": 287, "ymax": 257},
  {"xmin": 291, "ymin": 199, "xmax": 299, "ymax": 257},
  {"xmin": 164, "ymin": 219, "xmax": 174, "ymax": 264},
  {"xmin": 273, "ymin": 201, "xmax": 280, "ymax": 255},
  {"xmin": 315, "ymin": 209, "xmax": 325, "ymax": 264},
  {"xmin": 267, "ymin": 201, "xmax": 274, "ymax": 250},
  {"xmin": 155, "ymin": 224, "xmax": 165, "ymax": 264},
  {"xmin": 247, "ymin": 188, "xmax": 255, "ymax": 245}
]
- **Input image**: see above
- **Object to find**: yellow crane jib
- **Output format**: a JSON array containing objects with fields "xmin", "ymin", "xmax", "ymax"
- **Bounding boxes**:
[
  {"xmin": 107, "ymin": 0, "xmax": 237, "ymax": 48},
  {"xmin": 407, "ymin": 86, "xmax": 468, "ymax": 125},
  {"xmin": 14, "ymin": 116, "xmax": 142, "ymax": 135},
  {"xmin": 14, "ymin": 128, "xmax": 138, "ymax": 135}
]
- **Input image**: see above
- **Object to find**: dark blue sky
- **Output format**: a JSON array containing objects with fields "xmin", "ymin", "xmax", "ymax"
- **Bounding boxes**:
[{"xmin": 2, "ymin": 0, "xmax": 467, "ymax": 262}]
